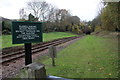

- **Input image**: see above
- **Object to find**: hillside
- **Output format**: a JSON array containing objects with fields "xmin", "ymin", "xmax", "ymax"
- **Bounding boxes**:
[{"xmin": 0, "ymin": 16, "xmax": 12, "ymax": 21}]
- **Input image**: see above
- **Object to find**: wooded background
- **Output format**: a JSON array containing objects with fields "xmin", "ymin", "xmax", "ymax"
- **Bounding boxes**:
[{"xmin": 1, "ymin": 0, "xmax": 120, "ymax": 35}]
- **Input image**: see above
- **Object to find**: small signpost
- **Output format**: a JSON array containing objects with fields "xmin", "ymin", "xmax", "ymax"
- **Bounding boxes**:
[
  {"xmin": 12, "ymin": 21, "xmax": 42, "ymax": 65},
  {"xmin": 49, "ymin": 46, "xmax": 57, "ymax": 66}
]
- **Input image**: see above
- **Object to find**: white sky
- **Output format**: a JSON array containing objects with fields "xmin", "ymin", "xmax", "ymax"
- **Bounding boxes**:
[{"xmin": 0, "ymin": 0, "xmax": 101, "ymax": 21}]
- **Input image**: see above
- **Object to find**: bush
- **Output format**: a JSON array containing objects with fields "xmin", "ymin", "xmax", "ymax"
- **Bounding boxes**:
[
  {"xmin": 2, "ymin": 30, "xmax": 11, "ymax": 35},
  {"xmin": 95, "ymin": 26, "xmax": 102, "ymax": 32}
]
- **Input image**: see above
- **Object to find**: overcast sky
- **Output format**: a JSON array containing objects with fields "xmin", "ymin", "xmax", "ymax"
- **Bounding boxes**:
[{"xmin": 0, "ymin": 0, "xmax": 102, "ymax": 21}]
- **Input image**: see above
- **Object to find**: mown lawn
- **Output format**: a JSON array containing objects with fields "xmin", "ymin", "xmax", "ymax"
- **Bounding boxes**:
[
  {"xmin": 41, "ymin": 35, "xmax": 118, "ymax": 78},
  {"xmin": 1, "ymin": 32, "xmax": 77, "ymax": 48}
]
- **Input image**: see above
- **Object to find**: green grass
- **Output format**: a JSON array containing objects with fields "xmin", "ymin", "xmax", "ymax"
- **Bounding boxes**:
[
  {"xmin": 1, "ymin": 32, "xmax": 77, "ymax": 48},
  {"xmin": 42, "ymin": 32, "xmax": 77, "ymax": 41},
  {"xmin": 39, "ymin": 35, "xmax": 118, "ymax": 78},
  {"xmin": 0, "ymin": 35, "xmax": 2, "ymax": 49}
]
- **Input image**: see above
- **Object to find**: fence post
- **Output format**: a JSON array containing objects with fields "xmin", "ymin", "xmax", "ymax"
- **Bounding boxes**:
[
  {"xmin": 23, "ymin": 62, "xmax": 46, "ymax": 80},
  {"xmin": 49, "ymin": 45, "xmax": 57, "ymax": 66}
]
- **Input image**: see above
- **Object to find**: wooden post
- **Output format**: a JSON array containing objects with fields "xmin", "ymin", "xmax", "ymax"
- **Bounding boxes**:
[
  {"xmin": 52, "ymin": 58, "xmax": 55, "ymax": 66},
  {"xmin": 24, "ymin": 14, "xmax": 33, "ymax": 65},
  {"xmin": 49, "ymin": 46, "xmax": 57, "ymax": 66},
  {"xmin": 34, "ymin": 66, "xmax": 46, "ymax": 79},
  {"xmin": 25, "ymin": 43, "xmax": 32, "ymax": 65},
  {"xmin": 23, "ymin": 62, "xmax": 46, "ymax": 80}
]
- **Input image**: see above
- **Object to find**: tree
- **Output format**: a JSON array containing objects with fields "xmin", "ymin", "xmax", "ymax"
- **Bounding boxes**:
[
  {"xmin": 27, "ymin": 0, "xmax": 50, "ymax": 21},
  {"xmin": 46, "ymin": 9, "xmax": 73, "ymax": 32},
  {"xmin": 90, "ymin": 14, "xmax": 102, "ymax": 32},
  {"xmin": 19, "ymin": 8, "xmax": 27, "ymax": 21},
  {"xmin": 90, "ymin": 1, "xmax": 120, "ymax": 32},
  {"xmin": 21, "ymin": 0, "xmax": 82, "ymax": 33},
  {"xmin": 57, "ymin": 9, "xmax": 72, "ymax": 31},
  {"xmin": 70, "ymin": 16, "xmax": 80, "ymax": 25},
  {"xmin": 46, "ymin": 5, "xmax": 57, "ymax": 22},
  {"xmin": 2, "ymin": 21, "xmax": 12, "ymax": 34},
  {"xmin": 101, "ymin": 2, "xmax": 120, "ymax": 31}
]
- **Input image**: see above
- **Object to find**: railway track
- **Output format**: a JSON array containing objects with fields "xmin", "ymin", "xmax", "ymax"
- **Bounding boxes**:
[{"xmin": 1, "ymin": 36, "xmax": 79, "ymax": 64}]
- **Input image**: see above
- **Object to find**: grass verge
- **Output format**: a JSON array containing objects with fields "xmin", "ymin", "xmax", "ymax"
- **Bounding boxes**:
[
  {"xmin": 39, "ymin": 35, "xmax": 119, "ymax": 78},
  {"xmin": 1, "ymin": 32, "xmax": 77, "ymax": 48}
]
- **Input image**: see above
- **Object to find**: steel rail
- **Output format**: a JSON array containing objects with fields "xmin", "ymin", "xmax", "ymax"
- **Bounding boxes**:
[{"xmin": 1, "ymin": 36, "xmax": 79, "ymax": 64}]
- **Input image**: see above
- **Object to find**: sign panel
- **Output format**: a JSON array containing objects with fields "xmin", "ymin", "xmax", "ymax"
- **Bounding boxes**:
[{"xmin": 12, "ymin": 21, "xmax": 42, "ymax": 44}]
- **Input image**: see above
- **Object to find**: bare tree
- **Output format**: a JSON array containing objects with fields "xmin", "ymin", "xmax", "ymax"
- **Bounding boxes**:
[
  {"xmin": 46, "ymin": 5, "xmax": 58, "ymax": 22},
  {"xmin": 19, "ymin": 8, "xmax": 27, "ymax": 20},
  {"xmin": 27, "ymin": 0, "xmax": 50, "ymax": 21}
]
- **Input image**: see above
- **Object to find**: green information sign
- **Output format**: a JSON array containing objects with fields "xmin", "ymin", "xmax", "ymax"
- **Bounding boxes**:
[{"xmin": 12, "ymin": 21, "xmax": 42, "ymax": 44}]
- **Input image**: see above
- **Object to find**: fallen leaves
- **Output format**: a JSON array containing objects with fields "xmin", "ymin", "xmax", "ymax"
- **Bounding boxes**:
[{"xmin": 108, "ymin": 73, "xmax": 112, "ymax": 76}]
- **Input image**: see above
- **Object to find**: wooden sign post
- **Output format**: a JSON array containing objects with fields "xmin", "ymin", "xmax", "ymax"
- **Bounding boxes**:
[
  {"xmin": 12, "ymin": 21, "xmax": 42, "ymax": 65},
  {"xmin": 49, "ymin": 46, "xmax": 57, "ymax": 66},
  {"xmin": 25, "ymin": 43, "xmax": 32, "ymax": 65}
]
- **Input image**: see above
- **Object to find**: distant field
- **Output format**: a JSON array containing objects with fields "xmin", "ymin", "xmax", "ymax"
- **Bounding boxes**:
[
  {"xmin": 2, "ymin": 32, "xmax": 77, "ymax": 48},
  {"xmin": 40, "ymin": 35, "xmax": 118, "ymax": 78}
]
